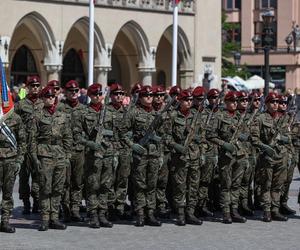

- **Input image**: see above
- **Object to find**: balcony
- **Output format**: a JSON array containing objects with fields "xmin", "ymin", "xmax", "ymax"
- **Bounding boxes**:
[{"xmin": 39, "ymin": 0, "xmax": 195, "ymax": 14}]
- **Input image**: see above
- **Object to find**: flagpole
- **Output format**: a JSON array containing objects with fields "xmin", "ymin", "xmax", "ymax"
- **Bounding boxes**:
[
  {"xmin": 171, "ymin": 0, "xmax": 179, "ymax": 87},
  {"xmin": 88, "ymin": 0, "xmax": 95, "ymax": 87}
]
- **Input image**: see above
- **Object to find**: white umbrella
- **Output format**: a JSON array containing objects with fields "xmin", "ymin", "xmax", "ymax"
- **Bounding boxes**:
[{"xmin": 245, "ymin": 75, "xmax": 275, "ymax": 90}]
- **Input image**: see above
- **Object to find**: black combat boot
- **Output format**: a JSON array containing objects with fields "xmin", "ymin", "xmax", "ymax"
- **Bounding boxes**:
[
  {"xmin": 71, "ymin": 210, "xmax": 83, "ymax": 222},
  {"xmin": 98, "ymin": 211, "xmax": 113, "ymax": 228},
  {"xmin": 89, "ymin": 213, "xmax": 100, "ymax": 228},
  {"xmin": 262, "ymin": 211, "xmax": 272, "ymax": 222},
  {"xmin": 38, "ymin": 220, "xmax": 49, "ymax": 231},
  {"xmin": 157, "ymin": 207, "xmax": 171, "ymax": 219},
  {"xmin": 135, "ymin": 210, "xmax": 145, "ymax": 227},
  {"xmin": 280, "ymin": 203, "xmax": 296, "ymax": 215},
  {"xmin": 0, "ymin": 221, "xmax": 16, "ymax": 233},
  {"xmin": 240, "ymin": 201, "xmax": 254, "ymax": 216},
  {"xmin": 199, "ymin": 206, "xmax": 214, "ymax": 217},
  {"xmin": 63, "ymin": 205, "xmax": 71, "ymax": 223},
  {"xmin": 271, "ymin": 211, "xmax": 288, "ymax": 221},
  {"xmin": 186, "ymin": 208, "xmax": 203, "ymax": 225},
  {"xmin": 176, "ymin": 208, "xmax": 186, "ymax": 226},
  {"xmin": 49, "ymin": 220, "xmax": 67, "ymax": 230},
  {"xmin": 231, "ymin": 208, "xmax": 247, "ymax": 223},
  {"xmin": 22, "ymin": 199, "xmax": 31, "ymax": 215},
  {"xmin": 222, "ymin": 212, "xmax": 232, "ymax": 224},
  {"xmin": 32, "ymin": 199, "xmax": 40, "ymax": 214},
  {"xmin": 146, "ymin": 210, "xmax": 162, "ymax": 226}
]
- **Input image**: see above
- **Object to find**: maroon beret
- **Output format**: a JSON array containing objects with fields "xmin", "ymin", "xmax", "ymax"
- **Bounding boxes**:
[
  {"xmin": 27, "ymin": 76, "xmax": 40, "ymax": 86},
  {"xmin": 152, "ymin": 85, "xmax": 165, "ymax": 94},
  {"xmin": 178, "ymin": 89, "xmax": 193, "ymax": 101},
  {"xmin": 87, "ymin": 83, "xmax": 102, "ymax": 97},
  {"xmin": 192, "ymin": 86, "xmax": 206, "ymax": 97},
  {"xmin": 169, "ymin": 86, "xmax": 182, "ymax": 96},
  {"xmin": 249, "ymin": 90, "xmax": 262, "ymax": 99},
  {"xmin": 139, "ymin": 85, "xmax": 153, "ymax": 96},
  {"xmin": 39, "ymin": 86, "xmax": 55, "ymax": 98},
  {"xmin": 131, "ymin": 83, "xmax": 143, "ymax": 95},
  {"xmin": 224, "ymin": 91, "xmax": 238, "ymax": 102},
  {"xmin": 65, "ymin": 80, "xmax": 79, "ymax": 90},
  {"xmin": 47, "ymin": 80, "xmax": 60, "ymax": 87},
  {"xmin": 207, "ymin": 88, "xmax": 220, "ymax": 98},
  {"xmin": 265, "ymin": 92, "xmax": 278, "ymax": 103},
  {"xmin": 236, "ymin": 91, "xmax": 248, "ymax": 99},
  {"xmin": 278, "ymin": 94, "xmax": 288, "ymax": 102},
  {"xmin": 110, "ymin": 83, "xmax": 124, "ymax": 93}
]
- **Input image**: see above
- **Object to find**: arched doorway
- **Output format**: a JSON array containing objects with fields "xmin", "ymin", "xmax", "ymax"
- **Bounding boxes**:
[
  {"xmin": 61, "ymin": 49, "xmax": 86, "ymax": 88},
  {"xmin": 11, "ymin": 45, "xmax": 38, "ymax": 86}
]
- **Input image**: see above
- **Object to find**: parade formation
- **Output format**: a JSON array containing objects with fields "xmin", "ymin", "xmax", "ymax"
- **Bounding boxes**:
[{"xmin": 0, "ymin": 76, "xmax": 300, "ymax": 233}]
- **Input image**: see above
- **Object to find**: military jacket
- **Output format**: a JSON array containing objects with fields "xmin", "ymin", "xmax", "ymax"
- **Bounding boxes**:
[
  {"xmin": 169, "ymin": 109, "xmax": 200, "ymax": 160},
  {"xmin": 291, "ymin": 121, "xmax": 300, "ymax": 150},
  {"xmin": 0, "ymin": 112, "xmax": 26, "ymax": 161},
  {"xmin": 29, "ymin": 109, "xmax": 72, "ymax": 159},
  {"xmin": 206, "ymin": 110, "xmax": 247, "ymax": 157}
]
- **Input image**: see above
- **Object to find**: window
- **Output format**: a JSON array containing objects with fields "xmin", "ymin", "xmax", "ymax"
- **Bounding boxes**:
[
  {"xmin": 224, "ymin": 0, "xmax": 241, "ymax": 10},
  {"xmin": 225, "ymin": 23, "xmax": 241, "ymax": 43},
  {"xmin": 226, "ymin": 0, "xmax": 233, "ymax": 9},
  {"xmin": 256, "ymin": 0, "xmax": 277, "ymax": 9}
]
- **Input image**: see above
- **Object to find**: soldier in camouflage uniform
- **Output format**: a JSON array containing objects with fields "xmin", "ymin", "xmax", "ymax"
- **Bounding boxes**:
[
  {"xmin": 60, "ymin": 80, "xmax": 86, "ymax": 222},
  {"xmin": 47, "ymin": 80, "xmax": 65, "ymax": 112},
  {"xmin": 277, "ymin": 95, "xmax": 297, "ymax": 215},
  {"xmin": 73, "ymin": 83, "xmax": 113, "ymax": 228},
  {"xmin": 169, "ymin": 89, "xmax": 202, "ymax": 226},
  {"xmin": 15, "ymin": 75, "xmax": 43, "ymax": 214},
  {"xmin": 106, "ymin": 83, "xmax": 132, "ymax": 219},
  {"xmin": 0, "ymin": 110, "xmax": 26, "ymax": 233},
  {"xmin": 29, "ymin": 86, "xmax": 72, "ymax": 231},
  {"xmin": 206, "ymin": 91, "xmax": 247, "ymax": 224},
  {"xmin": 251, "ymin": 92, "xmax": 289, "ymax": 222},
  {"xmin": 121, "ymin": 86, "xmax": 163, "ymax": 227}
]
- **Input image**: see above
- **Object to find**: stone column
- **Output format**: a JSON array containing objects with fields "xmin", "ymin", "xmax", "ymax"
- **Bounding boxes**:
[
  {"xmin": 138, "ymin": 67, "xmax": 156, "ymax": 85},
  {"xmin": 179, "ymin": 69, "xmax": 194, "ymax": 88},
  {"xmin": 94, "ymin": 65, "xmax": 111, "ymax": 89},
  {"xmin": 44, "ymin": 65, "xmax": 62, "ymax": 82}
]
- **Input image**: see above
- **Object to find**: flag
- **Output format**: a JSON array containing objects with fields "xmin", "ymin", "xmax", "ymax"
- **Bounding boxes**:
[
  {"xmin": 175, "ymin": 0, "xmax": 181, "ymax": 4},
  {"xmin": 0, "ymin": 56, "xmax": 14, "ymax": 119}
]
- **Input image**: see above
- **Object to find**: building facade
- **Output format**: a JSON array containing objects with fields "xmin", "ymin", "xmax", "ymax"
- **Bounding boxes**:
[
  {"xmin": 223, "ymin": 0, "xmax": 300, "ymax": 91},
  {"xmin": 0, "ymin": 0, "xmax": 221, "ymax": 91}
]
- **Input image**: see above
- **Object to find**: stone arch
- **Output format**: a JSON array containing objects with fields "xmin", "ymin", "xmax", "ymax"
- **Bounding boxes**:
[
  {"xmin": 156, "ymin": 25, "xmax": 193, "ymax": 87},
  {"xmin": 110, "ymin": 20, "xmax": 151, "ymax": 90},
  {"xmin": 9, "ymin": 11, "xmax": 57, "ymax": 84}
]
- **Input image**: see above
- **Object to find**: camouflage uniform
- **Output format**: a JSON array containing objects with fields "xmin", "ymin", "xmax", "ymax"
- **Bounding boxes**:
[
  {"xmin": 29, "ymin": 108, "xmax": 72, "ymax": 223},
  {"xmin": 0, "ymin": 112, "xmax": 26, "ymax": 231},
  {"xmin": 61, "ymin": 100, "xmax": 86, "ymax": 219},
  {"xmin": 14, "ymin": 96, "xmax": 43, "ymax": 210}
]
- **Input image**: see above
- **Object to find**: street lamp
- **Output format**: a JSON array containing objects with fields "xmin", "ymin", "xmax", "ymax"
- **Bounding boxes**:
[
  {"xmin": 233, "ymin": 51, "xmax": 241, "ymax": 70},
  {"xmin": 252, "ymin": 10, "xmax": 275, "ymax": 97}
]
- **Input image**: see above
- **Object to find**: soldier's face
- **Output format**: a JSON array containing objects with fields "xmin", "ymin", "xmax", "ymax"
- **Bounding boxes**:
[
  {"xmin": 208, "ymin": 96, "xmax": 219, "ymax": 106},
  {"xmin": 225, "ymin": 100, "xmax": 237, "ymax": 112},
  {"xmin": 111, "ymin": 91, "xmax": 125, "ymax": 104},
  {"xmin": 193, "ymin": 96, "xmax": 205, "ymax": 107},
  {"xmin": 28, "ymin": 82, "xmax": 41, "ymax": 95},
  {"xmin": 237, "ymin": 98, "xmax": 248, "ymax": 110},
  {"xmin": 90, "ymin": 93, "xmax": 103, "ymax": 104},
  {"xmin": 278, "ymin": 100, "xmax": 287, "ymax": 111},
  {"xmin": 252, "ymin": 98, "xmax": 260, "ymax": 109},
  {"xmin": 153, "ymin": 93, "xmax": 165, "ymax": 104},
  {"xmin": 266, "ymin": 100, "xmax": 278, "ymax": 112},
  {"xmin": 66, "ymin": 88, "xmax": 79, "ymax": 101},
  {"xmin": 53, "ymin": 86, "xmax": 61, "ymax": 97},
  {"xmin": 140, "ymin": 94, "xmax": 153, "ymax": 106},
  {"xmin": 180, "ymin": 99, "xmax": 192, "ymax": 110},
  {"xmin": 43, "ymin": 94, "xmax": 55, "ymax": 107}
]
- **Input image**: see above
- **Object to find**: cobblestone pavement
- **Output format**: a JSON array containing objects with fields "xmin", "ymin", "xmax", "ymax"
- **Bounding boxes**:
[{"xmin": 0, "ymin": 170, "xmax": 300, "ymax": 250}]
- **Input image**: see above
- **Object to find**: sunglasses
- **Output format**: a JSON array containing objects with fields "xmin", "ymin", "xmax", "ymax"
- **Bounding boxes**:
[
  {"xmin": 54, "ymin": 87, "xmax": 60, "ymax": 91},
  {"xmin": 270, "ymin": 100, "xmax": 279, "ymax": 104},
  {"xmin": 208, "ymin": 96, "xmax": 218, "ymax": 99},
  {"xmin": 253, "ymin": 98, "xmax": 261, "ymax": 102},
  {"xmin": 142, "ymin": 93, "xmax": 153, "ymax": 97},
  {"xmin": 44, "ymin": 94, "xmax": 55, "ymax": 99},
  {"xmin": 92, "ymin": 92, "xmax": 103, "ymax": 96},
  {"xmin": 154, "ymin": 93, "xmax": 165, "ymax": 97},
  {"xmin": 196, "ymin": 97, "xmax": 205, "ymax": 101},
  {"xmin": 279, "ymin": 101, "xmax": 288, "ymax": 105},
  {"xmin": 184, "ymin": 98, "xmax": 193, "ymax": 102},
  {"xmin": 239, "ymin": 98, "xmax": 248, "ymax": 102},
  {"xmin": 112, "ymin": 92, "xmax": 125, "ymax": 96},
  {"xmin": 68, "ymin": 88, "xmax": 79, "ymax": 93},
  {"xmin": 30, "ymin": 83, "xmax": 40, "ymax": 88}
]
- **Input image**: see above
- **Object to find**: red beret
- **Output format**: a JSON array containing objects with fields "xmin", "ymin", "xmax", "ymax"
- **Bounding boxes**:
[
  {"xmin": 249, "ymin": 90, "xmax": 262, "ymax": 99},
  {"xmin": 169, "ymin": 86, "xmax": 182, "ymax": 96},
  {"xmin": 207, "ymin": 88, "xmax": 220, "ymax": 98},
  {"xmin": 265, "ymin": 92, "xmax": 278, "ymax": 103},
  {"xmin": 47, "ymin": 80, "xmax": 60, "ymax": 87},
  {"xmin": 27, "ymin": 76, "xmax": 40, "ymax": 86},
  {"xmin": 131, "ymin": 83, "xmax": 143, "ymax": 95},
  {"xmin": 65, "ymin": 80, "xmax": 79, "ymax": 90},
  {"xmin": 110, "ymin": 83, "xmax": 123, "ymax": 93},
  {"xmin": 87, "ymin": 83, "xmax": 102, "ymax": 97},
  {"xmin": 139, "ymin": 85, "xmax": 153, "ymax": 96},
  {"xmin": 224, "ymin": 91, "xmax": 238, "ymax": 102},
  {"xmin": 152, "ymin": 85, "xmax": 165, "ymax": 94},
  {"xmin": 39, "ymin": 86, "xmax": 55, "ymax": 98},
  {"xmin": 236, "ymin": 91, "xmax": 248, "ymax": 99},
  {"xmin": 178, "ymin": 89, "xmax": 193, "ymax": 101},
  {"xmin": 192, "ymin": 86, "xmax": 206, "ymax": 97},
  {"xmin": 278, "ymin": 94, "xmax": 288, "ymax": 102}
]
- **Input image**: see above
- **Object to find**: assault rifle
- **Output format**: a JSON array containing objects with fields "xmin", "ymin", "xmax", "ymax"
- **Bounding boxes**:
[
  {"xmin": 205, "ymin": 88, "xmax": 225, "ymax": 126},
  {"xmin": 123, "ymin": 92, "xmax": 139, "ymax": 119},
  {"xmin": 138, "ymin": 95, "xmax": 176, "ymax": 147},
  {"xmin": 183, "ymin": 94, "xmax": 207, "ymax": 150}
]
